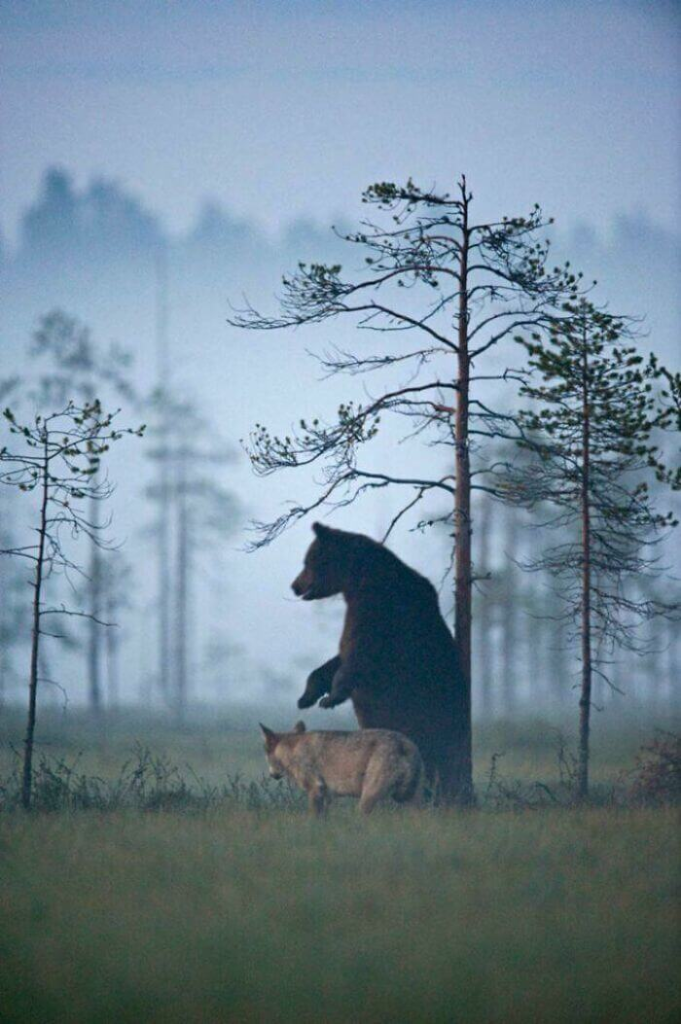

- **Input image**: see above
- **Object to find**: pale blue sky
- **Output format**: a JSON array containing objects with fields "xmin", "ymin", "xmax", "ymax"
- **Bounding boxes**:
[
  {"xmin": 1, "ymin": 0, "xmax": 679, "ymax": 702},
  {"xmin": 1, "ymin": 0, "xmax": 679, "ymax": 245}
]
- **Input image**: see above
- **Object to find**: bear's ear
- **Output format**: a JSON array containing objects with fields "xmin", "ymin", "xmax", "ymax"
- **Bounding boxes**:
[
  {"xmin": 293, "ymin": 720, "xmax": 306, "ymax": 734},
  {"xmin": 312, "ymin": 521, "xmax": 333, "ymax": 539}
]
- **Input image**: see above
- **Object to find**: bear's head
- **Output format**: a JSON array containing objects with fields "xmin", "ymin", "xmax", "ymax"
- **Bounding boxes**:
[{"xmin": 291, "ymin": 522, "xmax": 357, "ymax": 600}]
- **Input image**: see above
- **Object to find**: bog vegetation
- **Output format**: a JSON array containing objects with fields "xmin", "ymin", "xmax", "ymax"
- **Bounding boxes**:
[{"xmin": 1, "ymin": 713, "xmax": 679, "ymax": 1023}]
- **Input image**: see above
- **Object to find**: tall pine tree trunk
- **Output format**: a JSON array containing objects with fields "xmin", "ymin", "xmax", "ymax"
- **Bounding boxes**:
[
  {"xmin": 87, "ymin": 495, "xmax": 102, "ymax": 713},
  {"xmin": 475, "ymin": 496, "xmax": 493, "ymax": 718},
  {"xmin": 647, "ymin": 624, "xmax": 661, "ymax": 714},
  {"xmin": 23, "ymin": 438, "xmax": 49, "ymax": 809},
  {"xmin": 578, "ymin": 347, "xmax": 592, "ymax": 801},
  {"xmin": 453, "ymin": 187, "xmax": 473, "ymax": 805},
  {"xmin": 550, "ymin": 619, "xmax": 570, "ymax": 712},
  {"xmin": 501, "ymin": 514, "xmax": 519, "ymax": 717},
  {"xmin": 105, "ymin": 593, "xmax": 119, "ymax": 708},
  {"xmin": 156, "ymin": 246, "xmax": 172, "ymax": 704},
  {"xmin": 174, "ymin": 458, "xmax": 189, "ymax": 720},
  {"xmin": 158, "ymin": 460, "xmax": 171, "ymax": 701},
  {"xmin": 526, "ymin": 601, "xmax": 542, "ymax": 710}
]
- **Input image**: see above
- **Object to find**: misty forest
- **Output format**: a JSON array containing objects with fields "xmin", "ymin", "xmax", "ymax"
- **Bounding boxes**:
[{"xmin": 1, "ymin": 4, "xmax": 680, "ymax": 1023}]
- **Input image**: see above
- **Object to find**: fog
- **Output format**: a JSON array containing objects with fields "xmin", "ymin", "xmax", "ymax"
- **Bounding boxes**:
[{"xmin": 1, "ymin": 0, "xmax": 679, "ymax": 718}]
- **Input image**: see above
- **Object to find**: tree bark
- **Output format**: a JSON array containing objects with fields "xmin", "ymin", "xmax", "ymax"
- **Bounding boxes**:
[
  {"xmin": 105, "ymin": 593, "xmax": 119, "ymax": 708},
  {"xmin": 158, "ymin": 460, "xmax": 171, "ymax": 701},
  {"xmin": 501, "ymin": 514, "xmax": 519, "ymax": 717},
  {"xmin": 453, "ymin": 183, "xmax": 474, "ymax": 804},
  {"xmin": 475, "ymin": 496, "xmax": 493, "ymax": 718},
  {"xmin": 526, "ymin": 605, "xmax": 541, "ymax": 710},
  {"xmin": 174, "ymin": 458, "xmax": 189, "ymax": 720},
  {"xmin": 578, "ymin": 338, "xmax": 592, "ymax": 801},
  {"xmin": 156, "ymin": 248, "xmax": 172, "ymax": 704},
  {"xmin": 550, "ymin": 617, "xmax": 570, "ymax": 711},
  {"xmin": 87, "ymin": 495, "xmax": 102, "ymax": 713},
  {"xmin": 22, "ymin": 436, "xmax": 49, "ymax": 809}
]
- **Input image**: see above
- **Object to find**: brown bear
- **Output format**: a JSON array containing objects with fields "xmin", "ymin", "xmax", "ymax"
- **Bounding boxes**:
[{"xmin": 291, "ymin": 522, "xmax": 471, "ymax": 805}]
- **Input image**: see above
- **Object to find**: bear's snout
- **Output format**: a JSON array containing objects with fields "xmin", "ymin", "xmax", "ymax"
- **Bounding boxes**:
[{"xmin": 291, "ymin": 573, "xmax": 309, "ymax": 597}]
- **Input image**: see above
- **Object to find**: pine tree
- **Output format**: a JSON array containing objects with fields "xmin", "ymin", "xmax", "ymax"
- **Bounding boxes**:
[
  {"xmin": 0, "ymin": 401, "xmax": 143, "ymax": 807},
  {"xmin": 508, "ymin": 298, "xmax": 680, "ymax": 798}
]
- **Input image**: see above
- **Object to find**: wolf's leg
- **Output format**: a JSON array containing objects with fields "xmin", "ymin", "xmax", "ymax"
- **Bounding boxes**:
[
  {"xmin": 298, "ymin": 656, "xmax": 341, "ymax": 709},
  {"xmin": 307, "ymin": 777, "xmax": 328, "ymax": 817},
  {"xmin": 393, "ymin": 753, "xmax": 426, "ymax": 807},
  {"xmin": 358, "ymin": 755, "xmax": 394, "ymax": 815}
]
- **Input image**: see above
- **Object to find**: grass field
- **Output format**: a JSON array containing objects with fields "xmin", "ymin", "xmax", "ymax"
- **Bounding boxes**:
[{"xmin": 0, "ymin": 708, "xmax": 679, "ymax": 1023}]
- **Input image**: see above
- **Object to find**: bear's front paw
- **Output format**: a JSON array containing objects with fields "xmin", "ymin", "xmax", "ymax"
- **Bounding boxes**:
[{"xmin": 297, "ymin": 693, "xmax": 317, "ymax": 709}]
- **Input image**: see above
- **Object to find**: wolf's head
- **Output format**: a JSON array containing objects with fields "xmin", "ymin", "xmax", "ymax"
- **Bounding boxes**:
[{"xmin": 259, "ymin": 721, "xmax": 306, "ymax": 779}]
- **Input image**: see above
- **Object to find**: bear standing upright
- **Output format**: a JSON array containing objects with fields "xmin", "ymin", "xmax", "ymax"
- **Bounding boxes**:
[{"xmin": 292, "ymin": 522, "xmax": 471, "ymax": 804}]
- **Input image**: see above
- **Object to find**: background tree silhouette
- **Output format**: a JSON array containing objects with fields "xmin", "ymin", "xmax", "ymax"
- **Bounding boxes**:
[
  {"xmin": 30, "ymin": 310, "xmax": 136, "ymax": 713},
  {"xmin": 145, "ymin": 391, "xmax": 241, "ymax": 716}
]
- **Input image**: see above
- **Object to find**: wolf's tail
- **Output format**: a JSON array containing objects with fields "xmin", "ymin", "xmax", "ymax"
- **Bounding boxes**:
[{"xmin": 395, "ymin": 748, "xmax": 426, "ymax": 806}]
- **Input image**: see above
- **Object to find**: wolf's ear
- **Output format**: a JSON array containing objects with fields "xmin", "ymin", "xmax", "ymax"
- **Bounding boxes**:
[
  {"xmin": 312, "ymin": 521, "xmax": 332, "ymax": 539},
  {"xmin": 259, "ymin": 723, "xmax": 278, "ymax": 749},
  {"xmin": 293, "ymin": 720, "xmax": 306, "ymax": 734}
]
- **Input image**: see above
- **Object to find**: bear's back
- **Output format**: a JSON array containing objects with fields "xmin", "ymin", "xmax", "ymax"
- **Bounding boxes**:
[{"xmin": 344, "ymin": 541, "xmax": 460, "ymax": 698}]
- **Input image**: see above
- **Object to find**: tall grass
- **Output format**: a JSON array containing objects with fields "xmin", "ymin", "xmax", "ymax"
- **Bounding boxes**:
[
  {"xmin": 0, "ymin": 714, "xmax": 678, "ymax": 1022},
  {"xmin": 1, "ymin": 804, "xmax": 678, "ymax": 1023}
]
